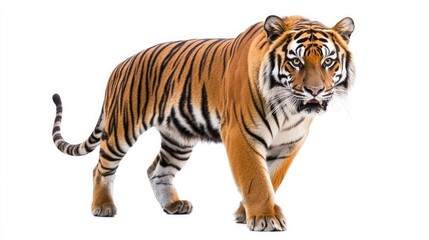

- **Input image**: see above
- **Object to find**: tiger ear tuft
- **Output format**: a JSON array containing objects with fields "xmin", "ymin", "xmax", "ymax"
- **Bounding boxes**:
[
  {"xmin": 333, "ymin": 17, "xmax": 355, "ymax": 44},
  {"xmin": 264, "ymin": 15, "xmax": 285, "ymax": 43}
]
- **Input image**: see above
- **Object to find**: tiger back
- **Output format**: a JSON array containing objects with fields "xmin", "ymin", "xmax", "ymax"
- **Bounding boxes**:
[{"xmin": 52, "ymin": 15, "xmax": 355, "ymax": 231}]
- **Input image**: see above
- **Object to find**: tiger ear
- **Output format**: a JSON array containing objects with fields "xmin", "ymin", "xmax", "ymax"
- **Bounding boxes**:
[
  {"xmin": 333, "ymin": 17, "xmax": 355, "ymax": 44},
  {"xmin": 264, "ymin": 15, "xmax": 286, "ymax": 43}
]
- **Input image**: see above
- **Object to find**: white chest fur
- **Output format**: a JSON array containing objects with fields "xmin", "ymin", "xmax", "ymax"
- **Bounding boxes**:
[
  {"xmin": 266, "ymin": 113, "xmax": 312, "ymax": 171},
  {"xmin": 271, "ymin": 114, "xmax": 312, "ymax": 147}
]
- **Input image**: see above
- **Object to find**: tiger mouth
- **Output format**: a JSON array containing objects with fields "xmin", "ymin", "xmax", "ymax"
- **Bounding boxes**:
[{"xmin": 297, "ymin": 99, "xmax": 328, "ymax": 113}]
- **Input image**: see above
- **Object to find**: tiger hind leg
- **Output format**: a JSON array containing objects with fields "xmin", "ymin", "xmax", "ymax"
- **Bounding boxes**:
[
  {"xmin": 147, "ymin": 129, "xmax": 196, "ymax": 214},
  {"xmin": 91, "ymin": 128, "xmax": 137, "ymax": 217}
]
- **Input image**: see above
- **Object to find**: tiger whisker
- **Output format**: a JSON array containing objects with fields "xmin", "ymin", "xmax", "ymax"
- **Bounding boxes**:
[{"xmin": 266, "ymin": 92, "xmax": 297, "ymax": 119}]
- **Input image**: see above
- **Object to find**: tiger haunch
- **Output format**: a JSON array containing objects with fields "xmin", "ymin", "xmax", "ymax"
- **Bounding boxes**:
[{"xmin": 51, "ymin": 15, "xmax": 354, "ymax": 231}]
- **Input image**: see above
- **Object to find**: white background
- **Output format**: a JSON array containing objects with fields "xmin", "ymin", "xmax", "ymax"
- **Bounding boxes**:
[{"xmin": 1, "ymin": 0, "xmax": 428, "ymax": 239}]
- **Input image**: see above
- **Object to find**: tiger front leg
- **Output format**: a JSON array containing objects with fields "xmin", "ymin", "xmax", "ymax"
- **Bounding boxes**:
[
  {"xmin": 222, "ymin": 125, "xmax": 287, "ymax": 231},
  {"xmin": 234, "ymin": 150, "xmax": 299, "ymax": 225}
]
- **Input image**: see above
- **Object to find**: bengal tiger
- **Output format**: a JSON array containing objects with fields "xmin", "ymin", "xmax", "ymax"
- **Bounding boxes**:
[{"xmin": 51, "ymin": 15, "xmax": 355, "ymax": 231}]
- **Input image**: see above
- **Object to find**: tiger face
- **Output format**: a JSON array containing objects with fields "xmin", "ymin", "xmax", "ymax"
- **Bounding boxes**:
[{"xmin": 260, "ymin": 16, "xmax": 355, "ymax": 116}]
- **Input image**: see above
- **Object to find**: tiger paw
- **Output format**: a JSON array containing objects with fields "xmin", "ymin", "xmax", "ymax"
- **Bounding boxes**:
[
  {"xmin": 247, "ymin": 205, "xmax": 287, "ymax": 231},
  {"xmin": 91, "ymin": 202, "xmax": 117, "ymax": 217},
  {"xmin": 163, "ymin": 200, "xmax": 193, "ymax": 214},
  {"xmin": 234, "ymin": 202, "xmax": 246, "ymax": 223}
]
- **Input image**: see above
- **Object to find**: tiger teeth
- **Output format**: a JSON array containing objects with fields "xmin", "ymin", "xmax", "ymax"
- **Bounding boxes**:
[{"xmin": 303, "ymin": 99, "xmax": 323, "ymax": 105}]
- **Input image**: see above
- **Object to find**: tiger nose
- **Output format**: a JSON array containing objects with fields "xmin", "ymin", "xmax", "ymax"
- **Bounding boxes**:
[{"xmin": 303, "ymin": 86, "xmax": 325, "ymax": 97}]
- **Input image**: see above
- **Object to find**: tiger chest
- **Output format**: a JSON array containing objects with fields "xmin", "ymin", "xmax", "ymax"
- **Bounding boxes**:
[{"xmin": 266, "ymin": 115, "xmax": 312, "ymax": 164}]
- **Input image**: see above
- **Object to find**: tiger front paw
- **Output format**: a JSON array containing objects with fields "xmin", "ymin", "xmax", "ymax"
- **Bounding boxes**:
[
  {"xmin": 246, "ymin": 205, "xmax": 287, "ymax": 231},
  {"xmin": 234, "ymin": 202, "xmax": 246, "ymax": 223},
  {"xmin": 91, "ymin": 202, "xmax": 117, "ymax": 217},
  {"xmin": 163, "ymin": 200, "xmax": 193, "ymax": 214}
]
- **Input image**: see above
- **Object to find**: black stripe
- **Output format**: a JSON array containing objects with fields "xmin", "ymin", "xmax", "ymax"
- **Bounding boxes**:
[
  {"xmin": 177, "ymin": 70, "xmax": 207, "ymax": 138},
  {"xmin": 240, "ymin": 23, "xmax": 262, "ymax": 47},
  {"xmin": 159, "ymin": 155, "xmax": 181, "ymax": 171},
  {"xmin": 221, "ymin": 42, "xmax": 231, "ymax": 79},
  {"xmin": 170, "ymin": 42, "xmax": 197, "ymax": 81},
  {"xmin": 160, "ymin": 41, "xmax": 188, "ymax": 73},
  {"xmin": 103, "ymin": 135, "xmax": 125, "ymax": 159},
  {"xmin": 240, "ymin": 110, "xmax": 268, "ymax": 149},
  {"xmin": 52, "ymin": 126, "xmax": 60, "ymax": 134},
  {"xmin": 170, "ymin": 108, "xmax": 195, "ymax": 139},
  {"xmin": 54, "ymin": 115, "xmax": 62, "ymax": 123},
  {"xmin": 100, "ymin": 169, "xmax": 117, "ymax": 177},
  {"xmin": 267, "ymin": 155, "xmax": 290, "ymax": 161},
  {"xmin": 208, "ymin": 40, "xmax": 229, "ymax": 77},
  {"xmin": 112, "ymin": 125, "xmax": 127, "ymax": 155},
  {"xmin": 199, "ymin": 39, "xmax": 224, "ymax": 80},
  {"xmin": 296, "ymin": 37, "xmax": 308, "ymax": 43},
  {"xmin": 269, "ymin": 54, "xmax": 285, "ymax": 89},
  {"xmin": 84, "ymin": 142, "xmax": 92, "ymax": 153},
  {"xmin": 293, "ymin": 30, "xmax": 306, "ymax": 40},
  {"xmin": 271, "ymin": 136, "xmax": 304, "ymax": 148},
  {"xmin": 161, "ymin": 148, "xmax": 190, "ymax": 161},
  {"xmin": 146, "ymin": 43, "xmax": 173, "ymax": 126},
  {"xmin": 173, "ymin": 40, "xmax": 202, "ymax": 82},
  {"xmin": 283, "ymin": 117, "xmax": 305, "ymax": 131},
  {"xmin": 122, "ymin": 105, "xmax": 133, "ymax": 147},
  {"xmin": 157, "ymin": 71, "xmax": 175, "ymax": 125},
  {"xmin": 248, "ymin": 77, "xmax": 273, "ymax": 137},
  {"xmin": 137, "ymin": 50, "xmax": 152, "ymax": 130},
  {"xmin": 151, "ymin": 41, "xmax": 192, "ymax": 126},
  {"xmin": 98, "ymin": 160, "xmax": 118, "ymax": 172},
  {"xmin": 231, "ymin": 23, "xmax": 260, "ymax": 54},
  {"xmin": 231, "ymin": 105, "xmax": 265, "ymax": 160},
  {"xmin": 161, "ymin": 141, "xmax": 193, "ymax": 155},
  {"xmin": 160, "ymin": 131, "xmax": 192, "ymax": 149},
  {"xmin": 100, "ymin": 148, "xmax": 122, "ymax": 162},
  {"xmin": 88, "ymin": 133, "xmax": 99, "ymax": 144},
  {"xmin": 129, "ymin": 53, "xmax": 145, "ymax": 140},
  {"xmin": 316, "ymin": 30, "xmax": 329, "ymax": 39},
  {"xmin": 149, "ymin": 43, "xmax": 174, "ymax": 93},
  {"xmin": 53, "ymin": 134, "xmax": 63, "ymax": 142},
  {"xmin": 155, "ymin": 182, "xmax": 172, "ymax": 186},
  {"xmin": 149, "ymin": 173, "xmax": 175, "ymax": 180},
  {"xmin": 201, "ymin": 84, "xmax": 221, "ymax": 140},
  {"xmin": 161, "ymin": 140, "xmax": 192, "ymax": 158}
]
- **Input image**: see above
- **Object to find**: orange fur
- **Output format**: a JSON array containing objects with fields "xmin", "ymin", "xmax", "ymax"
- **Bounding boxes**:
[{"xmin": 52, "ymin": 15, "xmax": 354, "ymax": 231}]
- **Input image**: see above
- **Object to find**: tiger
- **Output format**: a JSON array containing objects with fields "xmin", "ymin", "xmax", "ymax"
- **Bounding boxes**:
[{"xmin": 51, "ymin": 15, "xmax": 355, "ymax": 231}]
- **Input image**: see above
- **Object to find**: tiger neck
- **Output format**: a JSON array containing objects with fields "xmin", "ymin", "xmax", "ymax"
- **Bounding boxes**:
[{"xmin": 220, "ymin": 22, "xmax": 316, "ymax": 143}]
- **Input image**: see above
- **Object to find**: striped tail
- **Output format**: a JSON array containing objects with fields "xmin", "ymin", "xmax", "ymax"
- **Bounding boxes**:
[{"xmin": 52, "ymin": 93, "xmax": 104, "ymax": 156}]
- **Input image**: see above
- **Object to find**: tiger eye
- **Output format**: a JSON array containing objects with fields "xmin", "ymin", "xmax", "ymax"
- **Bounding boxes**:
[
  {"xmin": 291, "ymin": 58, "xmax": 302, "ymax": 67},
  {"xmin": 323, "ymin": 58, "xmax": 336, "ymax": 67},
  {"xmin": 324, "ymin": 58, "xmax": 332, "ymax": 66}
]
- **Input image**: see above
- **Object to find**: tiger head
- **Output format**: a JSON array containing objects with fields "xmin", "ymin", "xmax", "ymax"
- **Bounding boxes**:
[{"xmin": 259, "ymin": 15, "xmax": 355, "ymax": 116}]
